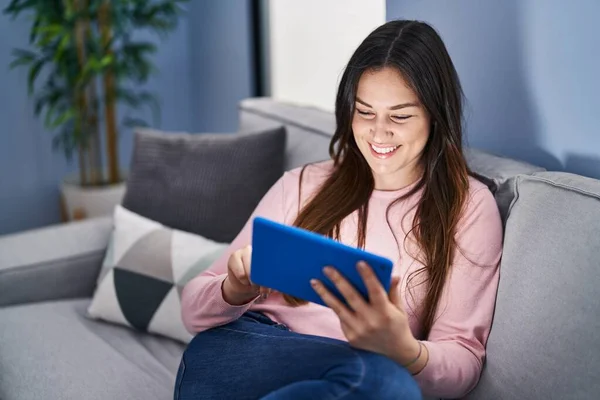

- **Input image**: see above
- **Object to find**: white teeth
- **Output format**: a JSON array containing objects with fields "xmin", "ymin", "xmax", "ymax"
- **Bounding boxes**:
[{"xmin": 370, "ymin": 144, "xmax": 398, "ymax": 154}]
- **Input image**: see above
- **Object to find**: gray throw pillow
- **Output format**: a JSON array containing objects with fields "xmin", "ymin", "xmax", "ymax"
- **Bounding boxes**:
[{"xmin": 122, "ymin": 127, "xmax": 286, "ymax": 242}]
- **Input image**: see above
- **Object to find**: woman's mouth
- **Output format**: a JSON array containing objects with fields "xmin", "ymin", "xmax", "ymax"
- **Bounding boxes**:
[{"xmin": 369, "ymin": 143, "xmax": 400, "ymax": 159}]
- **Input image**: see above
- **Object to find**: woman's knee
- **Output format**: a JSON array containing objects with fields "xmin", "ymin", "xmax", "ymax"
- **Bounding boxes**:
[
  {"xmin": 358, "ymin": 352, "xmax": 422, "ymax": 400},
  {"xmin": 174, "ymin": 332, "xmax": 217, "ymax": 400}
]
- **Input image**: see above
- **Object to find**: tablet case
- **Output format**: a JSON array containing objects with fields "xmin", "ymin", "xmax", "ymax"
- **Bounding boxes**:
[{"xmin": 250, "ymin": 217, "xmax": 394, "ymax": 308}]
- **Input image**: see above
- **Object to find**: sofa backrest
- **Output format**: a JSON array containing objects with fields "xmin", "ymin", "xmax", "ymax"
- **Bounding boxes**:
[
  {"xmin": 238, "ymin": 97, "xmax": 545, "ymax": 223},
  {"xmin": 239, "ymin": 97, "xmax": 334, "ymax": 170},
  {"xmin": 466, "ymin": 172, "xmax": 600, "ymax": 400}
]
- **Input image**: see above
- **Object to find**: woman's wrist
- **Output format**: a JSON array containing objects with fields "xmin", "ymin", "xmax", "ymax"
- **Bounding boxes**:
[
  {"xmin": 221, "ymin": 276, "xmax": 257, "ymax": 306},
  {"xmin": 393, "ymin": 336, "xmax": 429, "ymax": 375},
  {"xmin": 394, "ymin": 336, "xmax": 421, "ymax": 363}
]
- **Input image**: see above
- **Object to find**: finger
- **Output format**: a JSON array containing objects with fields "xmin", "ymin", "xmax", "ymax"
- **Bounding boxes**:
[
  {"xmin": 232, "ymin": 262, "xmax": 251, "ymax": 286},
  {"xmin": 311, "ymin": 279, "xmax": 355, "ymax": 323},
  {"xmin": 241, "ymin": 245, "xmax": 253, "ymax": 283},
  {"xmin": 231, "ymin": 250, "xmax": 251, "ymax": 287},
  {"xmin": 323, "ymin": 266, "xmax": 369, "ymax": 313},
  {"xmin": 356, "ymin": 261, "xmax": 388, "ymax": 306},
  {"xmin": 389, "ymin": 276, "xmax": 402, "ymax": 307}
]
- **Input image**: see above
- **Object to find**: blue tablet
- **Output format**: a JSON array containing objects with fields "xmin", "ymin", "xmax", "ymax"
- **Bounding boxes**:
[{"xmin": 250, "ymin": 216, "xmax": 394, "ymax": 308}]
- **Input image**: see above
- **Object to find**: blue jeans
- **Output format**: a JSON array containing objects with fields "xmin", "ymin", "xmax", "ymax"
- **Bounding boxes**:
[{"xmin": 174, "ymin": 311, "xmax": 422, "ymax": 400}]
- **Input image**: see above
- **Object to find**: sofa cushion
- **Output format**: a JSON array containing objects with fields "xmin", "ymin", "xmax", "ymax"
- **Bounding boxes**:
[
  {"xmin": 238, "ymin": 97, "xmax": 545, "ymax": 223},
  {"xmin": 0, "ymin": 299, "xmax": 185, "ymax": 400},
  {"xmin": 87, "ymin": 205, "xmax": 227, "ymax": 343},
  {"xmin": 467, "ymin": 172, "xmax": 600, "ymax": 400},
  {"xmin": 122, "ymin": 126, "xmax": 286, "ymax": 243}
]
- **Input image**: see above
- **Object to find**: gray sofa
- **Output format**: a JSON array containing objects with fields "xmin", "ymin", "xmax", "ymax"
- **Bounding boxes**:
[{"xmin": 1, "ymin": 97, "xmax": 599, "ymax": 400}]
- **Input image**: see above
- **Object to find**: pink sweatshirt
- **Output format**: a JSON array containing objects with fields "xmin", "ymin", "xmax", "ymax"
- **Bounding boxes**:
[{"xmin": 181, "ymin": 160, "xmax": 503, "ymax": 399}]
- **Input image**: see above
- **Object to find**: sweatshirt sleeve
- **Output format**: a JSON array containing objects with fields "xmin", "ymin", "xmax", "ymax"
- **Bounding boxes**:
[
  {"xmin": 180, "ymin": 174, "xmax": 287, "ymax": 334},
  {"xmin": 412, "ymin": 187, "xmax": 504, "ymax": 399}
]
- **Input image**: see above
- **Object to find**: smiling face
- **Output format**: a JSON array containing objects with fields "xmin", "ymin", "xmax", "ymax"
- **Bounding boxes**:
[{"xmin": 352, "ymin": 67, "xmax": 431, "ymax": 191}]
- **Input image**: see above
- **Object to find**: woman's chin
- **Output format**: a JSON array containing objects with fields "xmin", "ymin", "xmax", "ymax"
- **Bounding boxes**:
[{"xmin": 368, "ymin": 162, "xmax": 403, "ymax": 178}]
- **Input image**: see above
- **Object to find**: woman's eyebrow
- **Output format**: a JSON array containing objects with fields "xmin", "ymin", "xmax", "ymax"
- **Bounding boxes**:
[{"xmin": 355, "ymin": 97, "xmax": 418, "ymax": 110}]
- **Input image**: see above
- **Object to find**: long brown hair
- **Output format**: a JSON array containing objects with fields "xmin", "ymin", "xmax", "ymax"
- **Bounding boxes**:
[{"xmin": 284, "ymin": 20, "xmax": 470, "ymax": 339}]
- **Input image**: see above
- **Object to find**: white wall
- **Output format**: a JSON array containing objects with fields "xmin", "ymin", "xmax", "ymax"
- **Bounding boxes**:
[{"xmin": 267, "ymin": 0, "xmax": 386, "ymax": 112}]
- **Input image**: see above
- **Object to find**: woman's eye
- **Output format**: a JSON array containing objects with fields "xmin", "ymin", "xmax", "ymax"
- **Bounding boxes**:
[
  {"xmin": 391, "ymin": 115, "xmax": 411, "ymax": 122},
  {"xmin": 357, "ymin": 109, "xmax": 374, "ymax": 117}
]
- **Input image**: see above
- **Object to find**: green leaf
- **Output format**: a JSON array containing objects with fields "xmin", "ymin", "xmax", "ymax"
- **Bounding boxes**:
[
  {"xmin": 48, "ymin": 107, "xmax": 77, "ymax": 129},
  {"xmin": 35, "ymin": 24, "xmax": 67, "ymax": 46},
  {"xmin": 77, "ymin": 53, "xmax": 113, "ymax": 86},
  {"xmin": 10, "ymin": 58, "xmax": 33, "ymax": 69},
  {"xmin": 123, "ymin": 41, "xmax": 157, "ymax": 54},
  {"xmin": 27, "ymin": 58, "xmax": 45, "ymax": 95},
  {"xmin": 9, "ymin": 48, "xmax": 37, "ymax": 69},
  {"xmin": 10, "ymin": 55, "xmax": 35, "ymax": 69},
  {"xmin": 43, "ymin": 98, "xmax": 77, "ymax": 131},
  {"xmin": 34, "ymin": 86, "xmax": 68, "ymax": 116},
  {"xmin": 3, "ymin": 0, "xmax": 38, "ymax": 18},
  {"xmin": 54, "ymin": 32, "xmax": 72, "ymax": 61},
  {"xmin": 99, "ymin": 54, "xmax": 115, "ymax": 68},
  {"xmin": 43, "ymin": 102, "xmax": 59, "ymax": 129},
  {"xmin": 29, "ymin": 15, "xmax": 41, "ymax": 43},
  {"xmin": 11, "ymin": 48, "xmax": 37, "ymax": 58},
  {"xmin": 52, "ymin": 125, "xmax": 78, "ymax": 162},
  {"xmin": 34, "ymin": 24, "xmax": 64, "ymax": 37}
]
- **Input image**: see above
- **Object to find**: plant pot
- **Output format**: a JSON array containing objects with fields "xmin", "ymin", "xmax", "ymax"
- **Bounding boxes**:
[{"xmin": 60, "ymin": 175, "xmax": 127, "ymax": 221}]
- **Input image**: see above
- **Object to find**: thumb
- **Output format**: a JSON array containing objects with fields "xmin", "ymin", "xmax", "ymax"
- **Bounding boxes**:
[{"xmin": 388, "ymin": 276, "xmax": 402, "ymax": 308}]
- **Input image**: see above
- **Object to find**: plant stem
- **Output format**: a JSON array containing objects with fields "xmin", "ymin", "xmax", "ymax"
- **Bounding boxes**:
[
  {"xmin": 99, "ymin": 0, "xmax": 120, "ymax": 184},
  {"xmin": 74, "ymin": 0, "xmax": 98, "ymax": 186},
  {"xmin": 82, "ymin": 0, "xmax": 103, "ymax": 185},
  {"xmin": 69, "ymin": 0, "xmax": 87, "ymax": 186}
]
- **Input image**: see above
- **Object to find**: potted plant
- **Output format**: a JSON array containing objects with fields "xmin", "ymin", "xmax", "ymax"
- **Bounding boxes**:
[{"xmin": 4, "ymin": 0, "xmax": 187, "ymax": 220}]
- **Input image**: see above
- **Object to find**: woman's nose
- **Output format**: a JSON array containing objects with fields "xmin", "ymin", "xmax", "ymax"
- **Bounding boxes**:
[{"xmin": 371, "ymin": 118, "xmax": 392, "ymax": 142}]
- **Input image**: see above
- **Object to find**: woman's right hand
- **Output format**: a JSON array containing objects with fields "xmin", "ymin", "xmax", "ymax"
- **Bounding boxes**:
[{"xmin": 222, "ymin": 245, "xmax": 271, "ymax": 305}]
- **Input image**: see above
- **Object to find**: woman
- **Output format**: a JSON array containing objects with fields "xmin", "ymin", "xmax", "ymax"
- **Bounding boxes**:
[{"xmin": 175, "ymin": 19, "xmax": 503, "ymax": 400}]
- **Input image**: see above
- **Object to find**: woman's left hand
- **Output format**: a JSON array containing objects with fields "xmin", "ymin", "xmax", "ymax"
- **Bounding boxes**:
[{"xmin": 311, "ymin": 261, "xmax": 421, "ymax": 366}]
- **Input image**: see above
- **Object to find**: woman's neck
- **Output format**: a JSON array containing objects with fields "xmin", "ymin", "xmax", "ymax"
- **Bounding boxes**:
[{"xmin": 373, "ymin": 164, "xmax": 424, "ymax": 192}]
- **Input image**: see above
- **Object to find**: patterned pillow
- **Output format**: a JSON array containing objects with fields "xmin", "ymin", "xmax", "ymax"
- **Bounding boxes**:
[{"xmin": 87, "ymin": 205, "xmax": 228, "ymax": 343}]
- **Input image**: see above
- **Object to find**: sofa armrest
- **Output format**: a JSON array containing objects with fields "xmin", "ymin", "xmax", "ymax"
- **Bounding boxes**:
[{"xmin": 0, "ymin": 217, "xmax": 113, "ymax": 307}]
